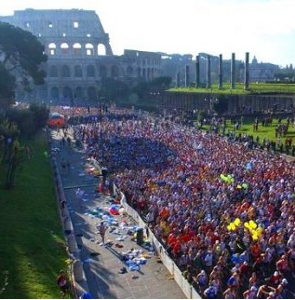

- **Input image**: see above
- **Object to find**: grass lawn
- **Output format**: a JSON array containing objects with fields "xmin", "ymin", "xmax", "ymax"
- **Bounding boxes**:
[
  {"xmin": 203, "ymin": 117, "xmax": 295, "ymax": 148},
  {"xmin": 0, "ymin": 131, "xmax": 71, "ymax": 299},
  {"xmin": 235, "ymin": 118, "xmax": 295, "ymax": 143},
  {"xmin": 169, "ymin": 82, "xmax": 295, "ymax": 95}
]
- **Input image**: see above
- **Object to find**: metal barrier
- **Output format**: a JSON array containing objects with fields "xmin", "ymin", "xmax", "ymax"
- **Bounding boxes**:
[{"xmin": 120, "ymin": 190, "xmax": 202, "ymax": 299}]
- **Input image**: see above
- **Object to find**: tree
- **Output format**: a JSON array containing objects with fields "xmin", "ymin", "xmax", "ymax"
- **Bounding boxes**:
[
  {"xmin": 131, "ymin": 76, "xmax": 172, "ymax": 100},
  {"xmin": 150, "ymin": 76, "xmax": 172, "ymax": 88},
  {"xmin": 0, "ymin": 118, "xmax": 20, "ymax": 165},
  {"xmin": 5, "ymin": 139, "xmax": 26, "ymax": 189},
  {"xmin": 99, "ymin": 78, "xmax": 129, "ymax": 103},
  {"xmin": 0, "ymin": 64, "xmax": 15, "ymax": 107},
  {"xmin": 0, "ymin": 22, "xmax": 48, "ymax": 107}
]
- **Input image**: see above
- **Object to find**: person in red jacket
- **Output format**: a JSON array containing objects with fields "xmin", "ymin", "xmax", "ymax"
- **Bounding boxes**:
[{"xmin": 57, "ymin": 270, "xmax": 70, "ymax": 298}]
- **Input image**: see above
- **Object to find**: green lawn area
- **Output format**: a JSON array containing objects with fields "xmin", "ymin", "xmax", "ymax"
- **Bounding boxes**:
[
  {"xmin": 0, "ymin": 131, "xmax": 70, "ymax": 299},
  {"xmin": 169, "ymin": 82, "xmax": 295, "ymax": 95},
  {"xmin": 203, "ymin": 117, "xmax": 295, "ymax": 151}
]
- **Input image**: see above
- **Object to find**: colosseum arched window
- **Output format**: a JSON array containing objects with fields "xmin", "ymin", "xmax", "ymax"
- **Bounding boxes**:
[
  {"xmin": 73, "ymin": 43, "xmax": 82, "ymax": 55},
  {"xmin": 62, "ymin": 65, "xmax": 70, "ymax": 77},
  {"xmin": 74, "ymin": 65, "xmax": 83, "ymax": 77},
  {"xmin": 86, "ymin": 65, "xmax": 95, "ymax": 77},
  {"xmin": 137, "ymin": 67, "xmax": 141, "ymax": 77},
  {"xmin": 74, "ymin": 87, "xmax": 83, "ymax": 99},
  {"xmin": 97, "ymin": 44, "xmax": 106, "ymax": 56},
  {"xmin": 48, "ymin": 43, "xmax": 56, "ymax": 55},
  {"xmin": 87, "ymin": 86, "xmax": 97, "ymax": 101},
  {"xmin": 111, "ymin": 65, "xmax": 119, "ymax": 78},
  {"xmin": 126, "ymin": 66, "xmax": 133, "ymax": 76},
  {"xmin": 50, "ymin": 87, "xmax": 59, "ymax": 100},
  {"xmin": 61, "ymin": 43, "xmax": 69, "ymax": 54},
  {"xmin": 63, "ymin": 86, "xmax": 73, "ymax": 99},
  {"xmin": 99, "ymin": 65, "xmax": 107, "ymax": 78},
  {"xmin": 85, "ymin": 43, "xmax": 94, "ymax": 56},
  {"xmin": 49, "ymin": 65, "xmax": 58, "ymax": 77}
]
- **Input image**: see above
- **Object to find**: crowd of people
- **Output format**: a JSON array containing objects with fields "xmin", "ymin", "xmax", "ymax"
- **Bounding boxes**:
[{"xmin": 70, "ymin": 108, "xmax": 295, "ymax": 299}]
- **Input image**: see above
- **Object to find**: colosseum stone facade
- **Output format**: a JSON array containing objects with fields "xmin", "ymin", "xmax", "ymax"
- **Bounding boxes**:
[{"xmin": 0, "ymin": 9, "xmax": 162, "ymax": 104}]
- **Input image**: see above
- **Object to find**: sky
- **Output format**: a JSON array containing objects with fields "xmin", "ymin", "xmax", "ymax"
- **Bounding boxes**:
[{"xmin": 1, "ymin": 0, "xmax": 295, "ymax": 67}]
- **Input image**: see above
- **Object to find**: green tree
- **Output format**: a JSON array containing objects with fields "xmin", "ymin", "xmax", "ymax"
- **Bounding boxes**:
[
  {"xmin": 131, "ymin": 76, "xmax": 172, "ymax": 100},
  {"xmin": 150, "ymin": 76, "xmax": 172, "ymax": 88},
  {"xmin": 5, "ymin": 104, "xmax": 49, "ymax": 138},
  {"xmin": 5, "ymin": 139, "xmax": 26, "ymax": 189},
  {"xmin": 0, "ymin": 118, "xmax": 20, "ymax": 165},
  {"xmin": 0, "ymin": 22, "xmax": 47, "ymax": 107},
  {"xmin": 29, "ymin": 103, "xmax": 50, "ymax": 131},
  {"xmin": 0, "ymin": 64, "xmax": 15, "ymax": 107},
  {"xmin": 99, "ymin": 78, "xmax": 129, "ymax": 102}
]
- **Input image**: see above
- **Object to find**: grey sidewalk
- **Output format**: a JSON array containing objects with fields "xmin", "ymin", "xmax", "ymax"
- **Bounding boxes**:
[{"xmin": 51, "ymin": 128, "xmax": 187, "ymax": 299}]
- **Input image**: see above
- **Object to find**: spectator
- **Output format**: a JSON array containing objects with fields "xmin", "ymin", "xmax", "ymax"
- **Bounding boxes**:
[{"xmin": 57, "ymin": 270, "xmax": 70, "ymax": 298}]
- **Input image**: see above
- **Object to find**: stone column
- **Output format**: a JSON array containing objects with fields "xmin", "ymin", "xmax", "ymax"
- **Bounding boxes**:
[
  {"xmin": 176, "ymin": 71, "xmax": 180, "ymax": 87},
  {"xmin": 206, "ymin": 55, "xmax": 211, "ymax": 89},
  {"xmin": 195, "ymin": 55, "xmax": 200, "ymax": 88},
  {"xmin": 244, "ymin": 52, "xmax": 250, "ymax": 90},
  {"xmin": 231, "ymin": 53, "xmax": 236, "ymax": 89},
  {"xmin": 218, "ymin": 54, "xmax": 223, "ymax": 90},
  {"xmin": 185, "ymin": 65, "xmax": 190, "ymax": 88}
]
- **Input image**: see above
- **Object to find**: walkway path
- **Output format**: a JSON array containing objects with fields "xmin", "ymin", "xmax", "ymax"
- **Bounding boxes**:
[{"xmin": 50, "ymin": 127, "xmax": 186, "ymax": 299}]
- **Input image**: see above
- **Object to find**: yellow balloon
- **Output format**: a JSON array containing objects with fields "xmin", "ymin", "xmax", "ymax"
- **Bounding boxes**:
[
  {"xmin": 234, "ymin": 218, "xmax": 241, "ymax": 226},
  {"xmin": 244, "ymin": 222, "xmax": 249, "ymax": 229},
  {"xmin": 227, "ymin": 225, "xmax": 232, "ymax": 231},
  {"xmin": 249, "ymin": 220, "xmax": 257, "ymax": 229},
  {"xmin": 252, "ymin": 234, "xmax": 258, "ymax": 241},
  {"xmin": 256, "ymin": 227, "xmax": 263, "ymax": 234}
]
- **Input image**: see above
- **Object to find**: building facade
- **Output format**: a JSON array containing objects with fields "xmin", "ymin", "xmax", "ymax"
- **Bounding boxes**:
[{"xmin": 0, "ymin": 9, "xmax": 161, "ymax": 104}]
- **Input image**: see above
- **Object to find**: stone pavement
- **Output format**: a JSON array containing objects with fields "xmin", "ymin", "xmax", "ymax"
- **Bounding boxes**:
[{"xmin": 50, "ymin": 127, "xmax": 187, "ymax": 299}]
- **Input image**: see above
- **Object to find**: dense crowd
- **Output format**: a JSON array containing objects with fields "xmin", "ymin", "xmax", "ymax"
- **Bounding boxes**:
[{"xmin": 72, "ymin": 109, "xmax": 295, "ymax": 299}]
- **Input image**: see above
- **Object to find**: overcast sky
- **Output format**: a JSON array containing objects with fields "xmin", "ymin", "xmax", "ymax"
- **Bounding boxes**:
[{"xmin": 1, "ymin": 0, "xmax": 295, "ymax": 67}]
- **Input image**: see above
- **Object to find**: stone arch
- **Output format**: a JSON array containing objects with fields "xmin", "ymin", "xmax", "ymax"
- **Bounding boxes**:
[
  {"xmin": 74, "ymin": 87, "xmax": 83, "ymax": 100},
  {"xmin": 62, "ymin": 65, "xmax": 71, "ymax": 77},
  {"xmin": 85, "ymin": 43, "xmax": 94, "ymax": 56},
  {"xmin": 111, "ymin": 65, "xmax": 119, "ymax": 78},
  {"xmin": 137, "ymin": 67, "xmax": 141, "ymax": 77},
  {"xmin": 87, "ymin": 86, "xmax": 97, "ymax": 101},
  {"xmin": 97, "ymin": 44, "xmax": 106, "ymax": 55},
  {"xmin": 73, "ymin": 43, "xmax": 82, "ymax": 55},
  {"xmin": 61, "ymin": 42, "xmax": 69, "ymax": 54},
  {"xmin": 49, "ymin": 65, "xmax": 58, "ymax": 77},
  {"xmin": 86, "ymin": 65, "xmax": 95, "ymax": 77},
  {"xmin": 126, "ymin": 66, "xmax": 133, "ymax": 77},
  {"xmin": 48, "ymin": 42, "xmax": 56, "ymax": 55},
  {"xmin": 50, "ymin": 87, "xmax": 59, "ymax": 100},
  {"xmin": 63, "ymin": 86, "xmax": 73, "ymax": 100},
  {"xmin": 99, "ymin": 65, "xmax": 107, "ymax": 78},
  {"xmin": 74, "ymin": 65, "xmax": 83, "ymax": 78},
  {"xmin": 147, "ymin": 68, "xmax": 151, "ymax": 80}
]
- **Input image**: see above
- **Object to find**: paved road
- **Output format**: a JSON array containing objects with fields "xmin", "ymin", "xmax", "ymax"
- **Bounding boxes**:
[{"xmin": 51, "ymin": 127, "xmax": 187, "ymax": 299}]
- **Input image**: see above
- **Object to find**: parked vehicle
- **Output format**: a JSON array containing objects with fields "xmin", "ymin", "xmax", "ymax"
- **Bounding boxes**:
[{"xmin": 47, "ymin": 112, "xmax": 65, "ymax": 127}]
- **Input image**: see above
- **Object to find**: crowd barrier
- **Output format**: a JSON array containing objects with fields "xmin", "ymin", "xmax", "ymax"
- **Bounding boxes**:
[{"xmin": 119, "ymin": 190, "xmax": 202, "ymax": 299}]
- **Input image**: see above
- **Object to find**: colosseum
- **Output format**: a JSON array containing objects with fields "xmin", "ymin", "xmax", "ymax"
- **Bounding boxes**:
[{"xmin": 0, "ymin": 9, "xmax": 162, "ymax": 104}]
